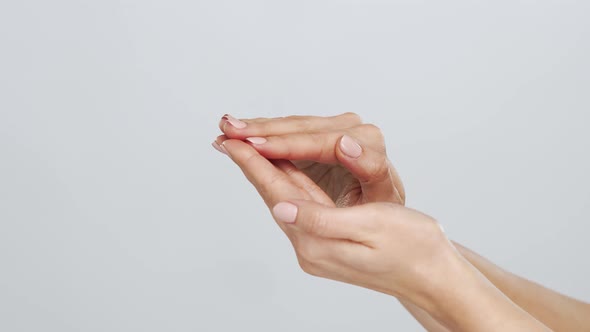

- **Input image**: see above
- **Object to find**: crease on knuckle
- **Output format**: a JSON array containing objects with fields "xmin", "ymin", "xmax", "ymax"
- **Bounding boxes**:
[
  {"xmin": 306, "ymin": 210, "xmax": 327, "ymax": 237},
  {"xmin": 244, "ymin": 154, "xmax": 282, "ymax": 197},
  {"xmin": 364, "ymin": 155, "xmax": 391, "ymax": 184},
  {"xmin": 283, "ymin": 115, "xmax": 311, "ymax": 131}
]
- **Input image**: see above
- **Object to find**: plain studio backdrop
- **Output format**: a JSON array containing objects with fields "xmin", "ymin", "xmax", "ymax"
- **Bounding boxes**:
[{"xmin": 1, "ymin": 1, "xmax": 589, "ymax": 331}]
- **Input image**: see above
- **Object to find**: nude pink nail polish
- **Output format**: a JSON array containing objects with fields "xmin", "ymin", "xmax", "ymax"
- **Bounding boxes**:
[
  {"xmin": 212, "ymin": 141, "xmax": 227, "ymax": 155},
  {"xmin": 340, "ymin": 135, "xmax": 362, "ymax": 159},
  {"xmin": 246, "ymin": 137, "xmax": 267, "ymax": 145},
  {"xmin": 273, "ymin": 202, "xmax": 298, "ymax": 224},
  {"xmin": 222, "ymin": 114, "xmax": 247, "ymax": 129}
]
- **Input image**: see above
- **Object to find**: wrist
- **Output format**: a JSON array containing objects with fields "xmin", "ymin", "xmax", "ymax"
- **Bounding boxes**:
[
  {"xmin": 411, "ymin": 245, "xmax": 550, "ymax": 331},
  {"xmin": 404, "ymin": 239, "xmax": 470, "ymax": 313}
]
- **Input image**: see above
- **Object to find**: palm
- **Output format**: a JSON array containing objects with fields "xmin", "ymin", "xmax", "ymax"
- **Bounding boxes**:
[{"xmin": 294, "ymin": 161, "xmax": 364, "ymax": 208}]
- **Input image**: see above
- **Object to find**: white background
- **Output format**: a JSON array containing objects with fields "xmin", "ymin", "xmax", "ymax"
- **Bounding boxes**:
[{"xmin": 1, "ymin": 1, "xmax": 589, "ymax": 331}]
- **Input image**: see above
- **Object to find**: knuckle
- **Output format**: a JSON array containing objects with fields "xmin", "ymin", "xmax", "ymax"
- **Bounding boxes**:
[
  {"xmin": 305, "ymin": 210, "xmax": 328, "ymax": 236},
  {"xmin": 360, "ymin": 123, "xmax": 384, "ymax": 140},
  {"xmin": 341, "ymin": 112, "xmax": 363, "ymax": 124},
  {"xmin": 296, "ymin": 256, "xmax": 321, "ymax": 276},
  {"xmin": 426, "ymin": 217, "xmax": 445, "ymax": 236},
  {"xmin": 365, "ymin": 156, "xmax": 391, "ymax": 182},
  {"xmin": 375, "ymin": 202, "xmax": 402, "ymax": 218},
  {"xmin": 243, "ymin": 151, "xmax": 263, "ymax": 168},
  {"xmin": 261, "ymin": 169, "xmax": 282, "ymax": 193},
  {"xmin": 285, "ymin": 116, "xmax": 312, "ymax": 131},
  {"xmin": 419, "ymin": 217, "xmax": 448, "ymax": 246},
  {"xmin": 359, "ymin": 203, "xmax": 395, "ymax": 231},
  {"xmin": 362, "ymin": 154, "xmax": 392, "ymax": 183},
  {"xmin": 291, "ymin": 235, "xmax": 304, "ymax": 252},
  {"xmin": 305, "ymin": 132, "xmax": 327, "ymax": 158},
  {"xmin": 296, "ymin": 240, "xmax": 322, "ymax": 263},
  {"xmin": 364, "ymin": 205, "xmax": 384, "ymax": 225}
]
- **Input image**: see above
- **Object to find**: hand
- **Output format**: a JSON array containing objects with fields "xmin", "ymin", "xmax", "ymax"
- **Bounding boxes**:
[
  {"xmin": 271, "ymin": 198, "xmax": 455, "ymax": 306},
  {"xmin": 216, "ymin": 137, "xmax": 457, "ymax": 309},
  {"xmin": 216, "ymin": 113, "xmax": 405, "ymax": 206},
  {"xmin": 212, "ymin": 115, "xmax": 554, "ymax": 332}
]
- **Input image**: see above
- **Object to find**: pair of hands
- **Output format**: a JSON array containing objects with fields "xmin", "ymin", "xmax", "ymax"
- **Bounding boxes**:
[{"xmin": 213, "ymin": 113, "xmax": 458, "ymax": 307}]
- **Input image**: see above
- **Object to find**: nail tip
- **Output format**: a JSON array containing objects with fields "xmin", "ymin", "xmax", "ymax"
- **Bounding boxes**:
[
  {"xmin": 223, "ymin": 114, "xmax": 247, "ymax": 129},
  {"xmin": 246, "ymin": 137, "xmax": 267, "ymax": 145},
  {"xmin": 211, "ymin": 141, "xmax": 228, "ymax": 155}
]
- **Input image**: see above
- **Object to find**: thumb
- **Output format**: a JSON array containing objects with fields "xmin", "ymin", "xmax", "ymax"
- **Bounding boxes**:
[
  {"xmin": 336, "ymin": 135, "xmax": 403, "ymax": 204},
  {"xmin": 272, "ymin": 199, "xmax": 377, "ymax": 242}
]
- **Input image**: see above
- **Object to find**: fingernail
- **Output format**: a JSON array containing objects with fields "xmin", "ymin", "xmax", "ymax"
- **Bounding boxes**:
[
  {"xmin": 219, "ymin": 141, "xmax": 229, "ymax": 155},
  {"xmin": 340, "ymin": 135, "xmax": 362, "ymax": 159},
  {"xmin": 273, "ymin": 202, "xmax": 298, "ymax": 224},
  {"xmin": 211, "ymin": 141, "xmax": 227, "ymax": 155},
  {"xmin": 246, "ymin": 137, "xmax": 267, "ymax": 145},
  {"xmin": 222, "ymin": 114, "xmax": 247, "ymax": 129}
]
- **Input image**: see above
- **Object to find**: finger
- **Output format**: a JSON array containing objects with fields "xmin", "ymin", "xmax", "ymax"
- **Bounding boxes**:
[
  {"xmin": 217, "ymin": 135, "xmax": 336, "ymax": 205},
  {"xmin": 337, "ymin": 135, "xmax": 403, "ymax": 203},
  {"xmin": 221, "ymin": 139, "xmax": 310, "ymax": 209},
  {"xmin": 218, "ymin": 135, "xmax": 339, "ymax": 206},
  {"xmin": 241, "ymin": 125, "xmax": 383, "ymax": 162},
  {"xmin": 272, "ymin": 199, "xmax": 381, "ymax": 244},
  {"xmin": 217, "ymin": 115, "xmax": 272, "ymax": 133},
  {"xmin": 215, "ymin": 134, "xmax": 228, "ymax": 145},
  {"xmin": 243, "ymin": 128, "xmax": 401, "ymax": 203},
  {"xmin": 273, "ymin": 160, "xmax": 335, "ymax": 207},
  {"xmin": 219, "ymin": 113, "xmax": 363, "ymax": 139}
]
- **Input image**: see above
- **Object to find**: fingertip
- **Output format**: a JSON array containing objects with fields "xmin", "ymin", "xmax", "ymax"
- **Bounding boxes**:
[
  {"xmin": 223, "ymin": 114, "xmax": 247, "ymax": 129},
  {"xmin": 219, "ymin": 138, "xmax": 238, "ymax": 148},
  {"xmin": 219, "ymin": 139, "xmax": 242, "ymax": 158},
  {"xmin": 219, "ymin": 114, "xmax": 250, "ymax": 139},
  {"xmin": 221, "ymin": 138, "xmax": 266, "ymax": 160},
  {"xmin": 245, "ymin": 137, "xmax": 267, "ymax": 145},
  {"xmin": 212, "ymin": 141, "xmax": 228, "ymax": 155},
  {"xmin": 215, "ymin": 134, "xmax": 228, "ymax": 144}
]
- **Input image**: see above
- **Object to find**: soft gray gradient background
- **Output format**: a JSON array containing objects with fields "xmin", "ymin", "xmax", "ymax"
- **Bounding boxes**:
[{"xmin": 1, "ymin": 1, "xmax": 589, "ymax": 331}]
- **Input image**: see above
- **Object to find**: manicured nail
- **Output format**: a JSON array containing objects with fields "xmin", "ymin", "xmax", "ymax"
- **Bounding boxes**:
[
  {"xmin": 273, "ymin": 202, "xmax": 298, "ymax": 224},
  {"xmin": 220, "ymin": 141, "xmax": 229, "ymax": 154},
  {"xmin": 340, "ymin": 135, "xmax": 362, "ymax": 159},
  {"xmin": 211, "ymin": 141, "xmax": 227, "ymax": 155},
  {"xmin": 222, "ymin": 114, "xmax": 247, "ymax": 129},
  {"xmin": 246, "ymin": 137, "xmax": 267, "ymax": 145}
]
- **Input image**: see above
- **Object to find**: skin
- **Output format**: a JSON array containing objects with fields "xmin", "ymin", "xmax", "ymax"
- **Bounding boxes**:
[{"xmin": 213, "ymin": 113, "xmax": 589, "ymax": 331}]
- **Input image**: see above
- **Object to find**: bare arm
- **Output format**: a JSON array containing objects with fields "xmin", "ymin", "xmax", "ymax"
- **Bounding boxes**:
[
  {"xmin": 218, "ymin": 138, "xmax": 550, "ymax": 332},
  {"xmin": 453, "ymin": 242, "xmax": 590, "ymax": 331},
  {"xmin": 400, "ymin": 300, "xmax": 451, "ymax": 332},
  {"xmin": 398, "ymin": 243, "xmax": 590, "ymax": 332},
  {"xmin": 214, "ymin": 113, "xmax": 585, "ymax": 331}
]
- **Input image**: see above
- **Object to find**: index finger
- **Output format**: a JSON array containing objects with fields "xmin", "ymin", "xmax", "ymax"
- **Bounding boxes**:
[
  {"xmin": 219, "ymin": 113, "xmax": 363, "ymax": 139},
  {"xmin": 220, "ymin": 139, "xmax": 310, "ymax": 209}
]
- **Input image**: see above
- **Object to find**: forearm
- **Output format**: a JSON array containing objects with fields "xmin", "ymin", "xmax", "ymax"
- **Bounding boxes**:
[
  {"xmin": 424, "ymin": 252, "xmax": 549, "ymax": 331},
  {"xmin": 453, "ymin": 241, "xmax": 590, "ymax": 331},
  {"xmin": 400, "ymin": 300, "xmax": 450, "ymax": 332},
  {"xmin": 400, "ymin": 242, "xmax": 589, "ymax": 331},
  {"xmin": 399, "ymin": 245, "xmax": 550, "ymax": 332}
]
